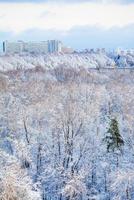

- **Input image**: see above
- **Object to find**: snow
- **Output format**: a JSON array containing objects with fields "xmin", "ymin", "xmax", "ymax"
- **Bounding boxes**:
[
  {"xmin": 0, "ymin": 51, "xmax": 134, "ymax": 72},
  {"xmin": 0, "ymin": 53, "xmax": 134, "ymax": 199}
]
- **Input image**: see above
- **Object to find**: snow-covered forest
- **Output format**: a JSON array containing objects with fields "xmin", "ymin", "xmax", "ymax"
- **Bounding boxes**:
[
  {"xmin": 0, "ymin": 53, "xmax": 134, "ymax": 200},
  {"xmin": 0, "ymin": 50, "xmax": 134, "ymax": 72}
]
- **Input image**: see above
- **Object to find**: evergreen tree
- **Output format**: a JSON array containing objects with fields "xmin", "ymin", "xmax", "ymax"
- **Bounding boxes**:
[{"xmin": 104, "ymin": 118, "xmax": 124, "ymax": 154}]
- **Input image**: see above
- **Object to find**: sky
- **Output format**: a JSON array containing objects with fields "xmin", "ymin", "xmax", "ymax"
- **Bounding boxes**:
[{"xmin": 0, "ymin": 0, "xmax": 134, "ymax": 50}]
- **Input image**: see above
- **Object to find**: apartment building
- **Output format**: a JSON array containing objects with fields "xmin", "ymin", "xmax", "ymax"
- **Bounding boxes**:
[
  {"xmin": 3, "ymin": 41, "xmax": 23, "ymax": 54},
  {"xmin": 3, "ymin": 40, "xmax": 62, "ymax": 54}
]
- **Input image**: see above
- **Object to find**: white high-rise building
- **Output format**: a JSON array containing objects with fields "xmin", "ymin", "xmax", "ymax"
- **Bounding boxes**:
[
  {"xmin": 3, "ymin": 40, "xmax": 24, "ymax": 54},
  {"xmin": 23, "ymin": 41, "xmax": 48, "ymax": 54},
  {"xmin": 48, "ymin": 40, "xmax": 62, "ymax": 53},
  {"xmin": 3, "ymin": 40, "xmax": 63, "ymax": 54},
  {"xmin": 3, "ymin": 41, "xmax": 48, "ymax": 54}
]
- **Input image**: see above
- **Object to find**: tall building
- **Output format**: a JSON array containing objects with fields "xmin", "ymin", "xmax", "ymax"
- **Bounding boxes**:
[
  {"xmin": 3, "ymin": 40, "xmax": 23, "ymax": 54},
  {"xmin": 3, "ymin": 41, "xmax": 48, "ymax": 54},
  {"xmin": 2, "ymin": 40, "xmax": 62, "ymax": 54},
  {"xmin": 23, "ymin": 41, "xmax": 48, "ymax": 54},
  {"xmin": 48, "ymin": 40, "xmax": 62, "ymax": 53}
]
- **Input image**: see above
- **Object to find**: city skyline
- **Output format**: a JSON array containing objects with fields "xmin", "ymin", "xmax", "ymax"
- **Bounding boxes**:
[{"xmin": 0, "ymin": 0, "xmax": 133, "ymax": 50}]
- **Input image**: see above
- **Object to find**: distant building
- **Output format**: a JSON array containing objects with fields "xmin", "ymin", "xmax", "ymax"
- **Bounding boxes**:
[
  {"xmin": 23, "ymin": 41, "xmax": 48, "ymax": 54},
  {"xmin": 3, "ymin": 40, "xmax": 23, "ymax": 54},
  {"xmin": 2, "ymin": 40, "xmax": 63, "ymax": 54},
  {"xmin": 48, "ymin": 40, "xmax": 62, "ymax": 53},
  {"xmin": 61, "ymin": 46, "xmax": 74, "ymax": 54}
]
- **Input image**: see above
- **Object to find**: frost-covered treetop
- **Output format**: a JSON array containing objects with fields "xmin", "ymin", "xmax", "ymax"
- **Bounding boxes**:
[{"xmin": 0, "ymin": 51, "xmax": 134, "ymax": 72}]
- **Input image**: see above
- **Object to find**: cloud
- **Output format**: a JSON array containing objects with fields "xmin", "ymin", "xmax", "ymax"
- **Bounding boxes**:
[
  {"xmin": 0, "ymin": 0, "xmax": 133, "ymax": 3},
  {"xmin": 0, "ymin": 0, "xmax": 133, "ymax": 50},
  {"xmin": 65, "ymin": 24, "xmax": 134, "ymax": 49},
  {"xmin": 4, "ymin": 23, "xmax": 133, "ymax": 50},
  {"xmin": 0, "ymin": 2, "xmax": 134, "ymax": 33}
]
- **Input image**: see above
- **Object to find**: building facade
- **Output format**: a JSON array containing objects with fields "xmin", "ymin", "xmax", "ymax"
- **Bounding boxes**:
[
  {"xmin": 3, "ymin": 41, "xmax": 23, "ymax": 54},
  {"xmin": 3, "ymin": 40, "xmax": 62, "ymax": 54},
  {"xmin": 48, "ymin": 40, "xmax": 62, "ymax": 53},
  {"xmin": 23, "ymin": 41, "xmax": 48, "ymax": 54}
]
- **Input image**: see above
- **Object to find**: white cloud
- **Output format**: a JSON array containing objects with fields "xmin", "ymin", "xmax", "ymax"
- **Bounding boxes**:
[{"xmin": 0, "ymin": 2, "xmax": 134, "ymax": 33}]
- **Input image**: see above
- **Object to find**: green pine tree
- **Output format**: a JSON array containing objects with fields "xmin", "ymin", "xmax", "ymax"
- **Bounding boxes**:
[{"xmin": 104, "ymin": 118, "xmax": 124, "ymax": 153}]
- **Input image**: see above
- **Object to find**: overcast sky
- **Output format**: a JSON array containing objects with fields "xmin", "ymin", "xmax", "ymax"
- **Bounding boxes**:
[{"xmin": 0, "ymin": 0, "xmax": 134, "ymax": 50}]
